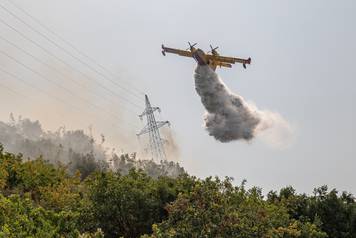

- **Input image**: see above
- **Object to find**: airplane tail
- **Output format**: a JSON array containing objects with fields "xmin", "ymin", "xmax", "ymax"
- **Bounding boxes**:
[{"xmin": 161, "ymin": 44, "xmax": 166, "ymax": 56}]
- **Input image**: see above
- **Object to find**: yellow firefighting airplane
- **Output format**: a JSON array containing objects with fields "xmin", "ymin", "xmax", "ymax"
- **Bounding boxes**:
[{"xmin": 161, "ymin": 42, "xmax": 251, "ymax": 71}]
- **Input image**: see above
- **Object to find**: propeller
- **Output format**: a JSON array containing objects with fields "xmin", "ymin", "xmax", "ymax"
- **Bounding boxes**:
[
  {"xmin": 207, "ymin": 44, "xmax": 219, "ymax": 54},
  {"xmin": 186, "ymin": 41, "xmax": 197, "ymax": 51}
]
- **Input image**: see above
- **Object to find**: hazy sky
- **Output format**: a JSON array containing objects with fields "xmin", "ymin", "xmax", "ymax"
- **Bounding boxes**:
[{"xmin": 0, "ymin": 0, "xmax": 355, "ymax": 194}]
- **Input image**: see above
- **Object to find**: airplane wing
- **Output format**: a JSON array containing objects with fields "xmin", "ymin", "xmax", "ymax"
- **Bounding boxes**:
[
  {"xmin": 162, "ymin": 46, "xmax": 193, "ymax": 58},
  {"xmin": 206, "ymin": 54, "xmax": 251, "ymax": 65}
]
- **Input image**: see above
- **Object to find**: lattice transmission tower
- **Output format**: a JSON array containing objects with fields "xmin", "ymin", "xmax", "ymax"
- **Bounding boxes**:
[{"xmin": 137, "ymin": 95, "xmax": 170, "ymax": 161}]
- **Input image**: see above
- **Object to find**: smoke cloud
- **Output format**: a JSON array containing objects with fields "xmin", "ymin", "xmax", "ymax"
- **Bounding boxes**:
[
  {"xmin": 0, "ymin": 114, "xmax": 107, "ymax": 163},
  {"xmin": 161, "ymin": 127, "xmax": 180, "ymax": 162},
  {"xmin": 0, "ymin": 115, "xmax": 185, "ymax": 178},
  {"xmin": 194, "ymin": 65, "xmax": 293, "ymax": 146}
]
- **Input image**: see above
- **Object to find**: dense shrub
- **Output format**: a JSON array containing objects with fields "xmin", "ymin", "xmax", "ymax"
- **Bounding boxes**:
[{"xmin": 0, "ymin": 146, "xmax": 354, "ymax": 237}]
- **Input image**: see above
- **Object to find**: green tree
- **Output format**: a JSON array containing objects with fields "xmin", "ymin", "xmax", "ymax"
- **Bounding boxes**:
[
  {"xmin": 267, "ymin": 186, "xmax": 309, "ymax": 220},
  {"xmin": 308, "ymin": 186, "xmax": 356, "ymax": 238},
  {"xmin": 147, "ymin": 177, "xmax": 327, "ymax": 238},
  {"xmin": 0, "ymin": 145, "xmax": 22, "ymax": 191},
  {"xmin": 268, "ymin": 185, "xmax": 356, "ymax": 238},
  {"xmin": 1, "ymin": 145, "xmax": 354, "ymax": 238},
  {"xmin": 0, "ymin": 194, "xmax": 80, "ymax": 237},
  {"xmin": 80, "ymin": 169, "xmax": 182, "ymax": 238},
  {"xmin": 15, "ymin": 158, "xmax": 67, "ymax": 201}
]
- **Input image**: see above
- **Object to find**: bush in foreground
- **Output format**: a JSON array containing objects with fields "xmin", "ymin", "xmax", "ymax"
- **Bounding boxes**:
[{"xmin": 0, "ymin": 145, "xmax": 355, "ymax": 237}]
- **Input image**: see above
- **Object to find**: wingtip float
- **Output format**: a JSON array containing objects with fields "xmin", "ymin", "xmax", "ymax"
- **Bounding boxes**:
[{"xmin": 161, "ymin": 42, "xmax": 251, "ymax": 71}]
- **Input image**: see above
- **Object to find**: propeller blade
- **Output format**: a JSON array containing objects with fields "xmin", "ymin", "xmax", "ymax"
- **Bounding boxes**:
[
  {"xmin": 208, "ymin": 44, "xmax": 213, "ymax": 53},
  {"xmin": 187, "ymin": 42, "xmax": 197, "ymax": 51},
  {"xmin": 208, "ymin": 45, "xmax": 219, "ymax": 54},
  {"xmin": 186, "ymin": 42, "xmax": 191, "ymax": 50}
]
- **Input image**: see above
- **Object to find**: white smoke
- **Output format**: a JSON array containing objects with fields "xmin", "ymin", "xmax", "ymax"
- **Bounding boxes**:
[
  {"xmin": 194, "ymin": 65, "xmax": 294, "ymax": 146},
  {"xmin": 0, "ymin": 115, "xmax": 185, "ymax": 177}
]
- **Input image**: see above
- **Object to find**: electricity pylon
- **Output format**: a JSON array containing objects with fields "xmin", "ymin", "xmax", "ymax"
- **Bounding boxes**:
[{"xmin": 137, "ymin": 95, "xmax": 170, "ymax": 161}]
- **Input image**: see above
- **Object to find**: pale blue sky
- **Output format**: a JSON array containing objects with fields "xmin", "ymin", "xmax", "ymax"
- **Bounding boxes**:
[{"xmin": 0, "ymin": 0, "xmax": 355, "ymax": 193}]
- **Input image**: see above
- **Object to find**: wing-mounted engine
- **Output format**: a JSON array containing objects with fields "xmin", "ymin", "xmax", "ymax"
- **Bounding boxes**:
[{"xmin": 208, "ymin": 44, "xmax": 220, "ymax": 56}]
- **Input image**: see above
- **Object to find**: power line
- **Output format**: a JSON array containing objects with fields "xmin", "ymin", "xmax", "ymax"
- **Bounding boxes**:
[
  {"xmin": 0, "ymin": 15, "xmax": 143, "ymax": 110},
  {"xmin": 0, "ymin": 80, "xmax": 33, "ymax": 101},
  {"xmin": 5, "ymin": 0, "xmax": 145, "ymax": 97},
  {"xmin": 0, "ymin": 1, "xmax": 144, "ymax": 101},
  {"xmin": 0, "ymin": 79, "xmax": 136, "ymax": 142},
  {"xmin": 0, "ymin": 34, "xmax": 140, "ymax": 116},
  {"xmin": 0, "ymin": 67, "xmax": 136, "ymax": 136},
  {"xmin": 0, "ymin": 49, "xmax": 139, "ymax": 128},
  {"xmin": 0, "ymin": 67, "xmax": 89, "ymax": 115}
]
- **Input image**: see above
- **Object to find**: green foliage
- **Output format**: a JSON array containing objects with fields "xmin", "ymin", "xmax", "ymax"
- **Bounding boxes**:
[
  {"xmin": 16, "ymin": 158, "xmax": 66, "ymax": 196},
  {"xmin": 147, "ymin": 177, "xmax": 327, "ymax": 238},
  {"xmin": 38, "ymin": 173, "xmax": 82, "ymax": 212},
  {"xmin": 266, "ymin": 220, "xmax": 328, "ymax": 238},
  {"xmin": 308, "ymin": 186, "xmax": 356, "ymax": 238},
  {"xmin": 80, "ymin": 169, "xmax": 182, "ymax": 238},
  {"xmin": 78, "ymin": 229, "xmax": 105, "ymax": 238},
  {"xmin": 0, "ymin": 146, "xmax": 354, "ymax": 237},
  {"xmin": 0, "ymin": 144, "xmax": 22, "ymax": 190},
  {"xmin": 0, "ymin": 194, "xmax": 80, "ymax": 237},
  {"xmin": 112, "ymin": 153, "xmax": 185, "ymax": 179},
  {"xmin": 68, "ymin": 150, "xmax": 108, "ymax": 180},
  {"xmin": 268, "ymin": 185, "xmax": 356, "ymax": 238}
]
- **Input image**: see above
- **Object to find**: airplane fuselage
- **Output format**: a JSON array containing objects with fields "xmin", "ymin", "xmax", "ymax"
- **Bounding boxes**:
[
  {"xmin": 192, "ymin": 48, "xmax": 217, "ymax": 70},
  {"xmin": 192, "ymin": 48, "xmax": 207, "ymax": 65}
]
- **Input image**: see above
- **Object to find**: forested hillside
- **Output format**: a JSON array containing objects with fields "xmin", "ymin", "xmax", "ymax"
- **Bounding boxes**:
[
  {"xmin": 0, "ymin": 116, "xmax": 184, "ymax": 179},
  {"xmin": 0, "ymin": 145, "xmax": 355, "ymax": 237}
]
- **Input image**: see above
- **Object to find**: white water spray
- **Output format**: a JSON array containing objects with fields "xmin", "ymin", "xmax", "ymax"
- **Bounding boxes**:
[{"xmin": 194, "ymin": 65, "xmax": 293, "ymax": 146}]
